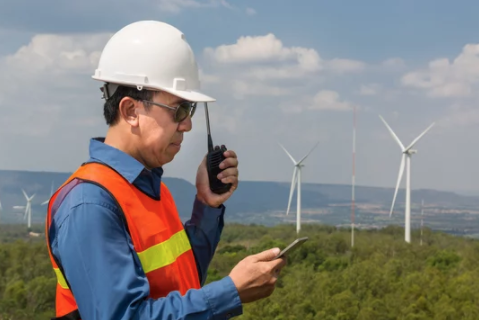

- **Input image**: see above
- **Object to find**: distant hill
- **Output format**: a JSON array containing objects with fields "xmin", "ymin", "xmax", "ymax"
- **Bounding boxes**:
[
  {"xmin": 296, "ymin": 183, "xmax": 479, "ymax": 207},
  {"xmin": 0, "ymin": 169, "xmax": 198, "ymax": 224},
  {"xmin": 1, "ymin": 169, "xmax": 478, "ymax": 225}
]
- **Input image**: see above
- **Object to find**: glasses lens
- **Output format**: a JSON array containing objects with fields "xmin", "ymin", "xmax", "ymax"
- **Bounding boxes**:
[
  {"xmin": 190, "ymin": 103, "xmax": 197, "ymax": 118},
  {"xmin": 175, "ymin": 101, "xmax": 195, "ymax": 122}
]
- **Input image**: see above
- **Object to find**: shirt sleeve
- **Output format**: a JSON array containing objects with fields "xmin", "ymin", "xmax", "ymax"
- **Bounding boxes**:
[
  {"xmin": 184, "ymin": 196, "xmax": 225, "ymax": 286},
  {"xmin": 50, "ymin": 182, "xmax": 243, "ymax": 320}
]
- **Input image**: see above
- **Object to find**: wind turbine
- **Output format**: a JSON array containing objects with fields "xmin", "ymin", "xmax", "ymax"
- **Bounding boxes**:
[
  {"xmin": 21, "ymin": 189, "xmax": 35, "ymax": 229},
  {"xmin": 0, "ymin": 196, "xmax": 2, "ymax": 224},
  {"xmin": 379, "ymin": 115, "xmax": 435, "ymax": 243},
  {"xmin": 42, "ymin": 181, "xmax": 54, "ymax": 206},
  {"xmin": 279, "ymin": 141, "xmax": 320, "ymax": 234}
]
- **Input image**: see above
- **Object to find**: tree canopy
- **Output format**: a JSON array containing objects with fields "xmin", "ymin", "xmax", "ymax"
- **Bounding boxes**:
[{"xmin": 1, "ymin": 223, "xmax": 478, "ymax": 319}]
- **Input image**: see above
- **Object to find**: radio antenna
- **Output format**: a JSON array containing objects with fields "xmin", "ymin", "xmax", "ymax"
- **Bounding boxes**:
[{"xmin": 204, "ymin": 102, "xmax": 214, "ymax": 153}]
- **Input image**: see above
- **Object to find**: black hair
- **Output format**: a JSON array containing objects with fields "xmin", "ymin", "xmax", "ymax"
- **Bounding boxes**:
[{"xmin": 103, "ymin": 85, "xmax": 155, "ymax": 126}]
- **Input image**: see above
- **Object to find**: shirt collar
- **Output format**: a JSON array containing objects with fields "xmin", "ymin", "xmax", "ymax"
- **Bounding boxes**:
[{"xmin": 87, "ymin": 137, "xmax": 164, "ymax": 186}]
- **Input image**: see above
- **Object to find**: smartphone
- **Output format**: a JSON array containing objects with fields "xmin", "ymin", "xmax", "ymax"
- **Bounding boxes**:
[{"xmin": 275, "ymin": 237, "xmax": 309, "ymax": 259}]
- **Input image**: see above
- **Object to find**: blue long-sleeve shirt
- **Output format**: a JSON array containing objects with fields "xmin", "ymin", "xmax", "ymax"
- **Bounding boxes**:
[{"xmin": 48, "ymin": 137, "xmax": 243, "ymax": 320}]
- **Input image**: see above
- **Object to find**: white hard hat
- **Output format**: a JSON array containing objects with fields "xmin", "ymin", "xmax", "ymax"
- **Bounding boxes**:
[{"xmin": 92, "ymin": 20, "xmax": 215, "ymax": 102}]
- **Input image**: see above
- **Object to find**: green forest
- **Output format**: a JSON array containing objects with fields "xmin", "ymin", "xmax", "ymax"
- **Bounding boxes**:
[{"xmin": 1, "ymin": 223, "xmax": 479, "ymax": 320}]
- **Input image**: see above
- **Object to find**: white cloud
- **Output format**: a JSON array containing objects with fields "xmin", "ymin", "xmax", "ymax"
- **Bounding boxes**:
[
  {"xmin": 358, "ymin": 83, "xmax": 381, "ymax": 96},
  {"xmin": 203, "ymin": 33, "xmax": 364, "ymax": 79},
  {"xmin": 401, "ymin": 43, "xmax": 479, "ymax": 98},
  {"xmin": 199, "ymin": 69, "xmax": 221, "ymax": 84},
  {"xmin": 245, "ymin": 7, "xmax": 256, "ymax": 15},
  {"xmin": 0, "ymin": 33, "xmax": 111, "ymax": 139},
  {"xmin": 382, "ymin": 58, "xmax": 406, "ymax": 68},
  {"xmin": 436, "ymin": 103, "xmax": 479, "ymax": 129},
  {"xmin": 231, "ymin": 80, "xmax": 292, "ymax": 100},
  {"xmin": 5, "ymin": 33, "xmax": 111, "ymax": 74},
  {"xmin": 202, "ymin": 32, "xmax": 366, "ymax": 100},
  {"xmin": 309, "ymin": 90, "xmax": 354, "ymax": 111},
  {"xmin": 280, "ymin": 90, "xmax": 355, "ymax": 114},
  {"xmin": 204, "ymin": 33, "xmax": 320, "ymax": 65},
  {"xmin": 245, "ymin": 64, "xmax": 317, "ymax": 80},
  {"xmin": 326, "ymin": 58, "xmax": 366, "ymax": 73},
  {"xmin": 202, "ymin": 34, "xmax": 323, "ymax": 98}
]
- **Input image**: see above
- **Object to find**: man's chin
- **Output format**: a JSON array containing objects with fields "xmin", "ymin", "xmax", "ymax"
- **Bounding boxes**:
[{"xmin": 165, "ymin": 147, "xmax": 181, "ymax": 162}]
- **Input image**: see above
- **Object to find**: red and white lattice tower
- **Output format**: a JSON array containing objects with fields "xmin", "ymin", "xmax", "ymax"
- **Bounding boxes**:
[{"xmin": 351, "ymin": 105, "xmax": 357, "ymax": 247}]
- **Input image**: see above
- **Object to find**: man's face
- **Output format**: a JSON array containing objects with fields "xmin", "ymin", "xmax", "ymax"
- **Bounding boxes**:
[{"xmin": 135, "ymin": 91, "xmax": 193, "ymax": 169}]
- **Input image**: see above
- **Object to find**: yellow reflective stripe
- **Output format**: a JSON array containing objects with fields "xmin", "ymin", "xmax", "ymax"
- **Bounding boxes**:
[
  {"xmin": 137, "ymin": 229, "xmax": 192, "ymax": 274},
  {"xmin": 54, "ymin": 268, "xmax": 69, "ymax": 289}
]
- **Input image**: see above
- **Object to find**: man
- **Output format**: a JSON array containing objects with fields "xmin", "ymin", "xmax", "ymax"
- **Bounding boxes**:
[{"xmin": 45, "ymin": 20, "xmax": 287, "ymax": 320}]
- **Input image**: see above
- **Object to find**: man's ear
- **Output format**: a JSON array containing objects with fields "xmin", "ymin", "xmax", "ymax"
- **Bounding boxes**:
[{"xmin": 118, "ymin": 97, "xmax": 140, "ymax": 127}]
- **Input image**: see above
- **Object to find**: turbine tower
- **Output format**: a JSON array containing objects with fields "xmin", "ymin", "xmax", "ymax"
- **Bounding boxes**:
[
  {"xmin": 279, "ymin": 141, "xmax": 319, "ymax": 234},
  {"xmin": 379, "ymin": 115, "xmax": 435, "ymax": 243},
  {"xmin": 22, "ymin": 189, "xmax": 35, "ymax": 229},
  {"xmin": 0, "ymin": 196, "xmax": 2, "ymax": 224}
]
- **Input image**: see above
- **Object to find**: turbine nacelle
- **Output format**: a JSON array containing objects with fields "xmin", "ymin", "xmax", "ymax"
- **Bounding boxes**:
[{"xmin": 405, "ymin": 149, "xmax": 417, "ymax": 155}]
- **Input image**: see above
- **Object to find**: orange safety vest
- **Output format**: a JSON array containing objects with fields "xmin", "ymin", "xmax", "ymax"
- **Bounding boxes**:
[{"xmin": 45, "ymin": 162, "xmax": 201, "ymax": 319}]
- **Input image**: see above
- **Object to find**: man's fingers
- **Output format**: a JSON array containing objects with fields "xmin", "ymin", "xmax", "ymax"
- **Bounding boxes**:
[
  {"xmin": 218, "ymin": 167, "xmax": 238, "ymax": 179},
  {"xmin": 271, "ymin": 256, "xmax": 287, "ymax": 268},
  {"xmin": 219, "ymin": 157, "xmax": 238, "ymax": 169},
  {"xmin": 251, "ymin": 248, "xmax": 280, "ymax": 262},
  {"xmin": 272, "ymin": 268, "xmax": 282, "ymax": 279},
  {"xmin": 265, "ymin": 256, "xmax": 287, "ymax": 273},
  {"xmin": 221, "ymin": 176, "xmax": 238, "ymax": 186},
  {"xmin": 223, "ymin": 150, "xmax": 237, "ymax": 159}
]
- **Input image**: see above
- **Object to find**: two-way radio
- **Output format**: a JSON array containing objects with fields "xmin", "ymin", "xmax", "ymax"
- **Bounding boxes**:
[{"xmin": 204, "ymin": 102, "xmax": 232, "ymax": 194}]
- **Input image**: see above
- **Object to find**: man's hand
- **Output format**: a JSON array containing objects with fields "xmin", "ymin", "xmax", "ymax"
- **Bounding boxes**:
[
  {"xmin": 196, "ymin": 149, "xmax": 239, "ymax": 208},
  {"xmin": 229, "ymin": 248, "xmax": 287, "ymax": 304}
]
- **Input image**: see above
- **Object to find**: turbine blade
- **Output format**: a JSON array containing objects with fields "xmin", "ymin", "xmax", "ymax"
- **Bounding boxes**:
[
  {"xmin": 298, "ymin": 141, "xmax": 320, "ymax": 164},
  {"xmin": 41, "ymin": 200, "xmax": 49, "ymax": 206},
  {"xmin": 379, "ymin": 115, "xmax": 405, "ymax": 151},
  {"xmin": 404, "ymin": 122, "xmax": 435, "ymax": 151},
  {"xmin": 286, "ymin": 167, "xmax": 298, "ymax": 216},
  {"xmin": 390, "ymin": 154, "xmax": 406, "ymax": 217},
  {"xmin": 0, "ymin": 199, "xmax": 2, "ymax": 211},
  {"xmin": 22, "ymin": 189, "xmax": 28, "ymax": 200},
  {"xmin": 24, "ymin": 203, "xmax": 29, "ymax": 219},
  {"xmin": 50, "ymin": 181, "xmax": 54, "ymax": 196},
  {"xmin": 278, "ymin": 142, "xmax": 297, "ymax": 164}
]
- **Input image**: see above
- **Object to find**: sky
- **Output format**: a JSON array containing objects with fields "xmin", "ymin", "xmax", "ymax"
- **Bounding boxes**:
[{"xmin": 1, "ymin": 0, "xmax": 479, "ymax": 195}]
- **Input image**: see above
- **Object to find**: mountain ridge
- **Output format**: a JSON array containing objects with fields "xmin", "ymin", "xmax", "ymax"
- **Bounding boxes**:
[{"xmin": 1, "ymin": 169, "xmax": 478, "ymax": 229}]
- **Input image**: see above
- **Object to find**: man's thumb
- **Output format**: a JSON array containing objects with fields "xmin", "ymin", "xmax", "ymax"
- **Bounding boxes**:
[{"xmin": 253, "ymin": 248, "xmax": 280, "ymax": 261}]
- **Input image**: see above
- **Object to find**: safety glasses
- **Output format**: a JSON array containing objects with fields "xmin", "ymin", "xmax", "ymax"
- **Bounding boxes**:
[{"xmin": 142, "ymin": 100, "xmax": 197, "ymax": 123}]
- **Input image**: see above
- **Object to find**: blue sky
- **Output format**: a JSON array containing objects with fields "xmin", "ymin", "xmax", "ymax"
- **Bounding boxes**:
[{"xmin": 1, "ymin": 0, "xmax": 478, "ymax": 196}]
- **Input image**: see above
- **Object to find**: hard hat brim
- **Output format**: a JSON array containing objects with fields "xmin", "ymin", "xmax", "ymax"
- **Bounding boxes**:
[{"xmin": 159, "ymin": 86, "xmax": 216, "ymax": 103}]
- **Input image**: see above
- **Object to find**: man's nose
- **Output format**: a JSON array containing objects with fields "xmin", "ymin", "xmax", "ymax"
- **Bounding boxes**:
[{"xmin": 178, "ymin": 115, "xmax": 192, "ymax": 132}]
